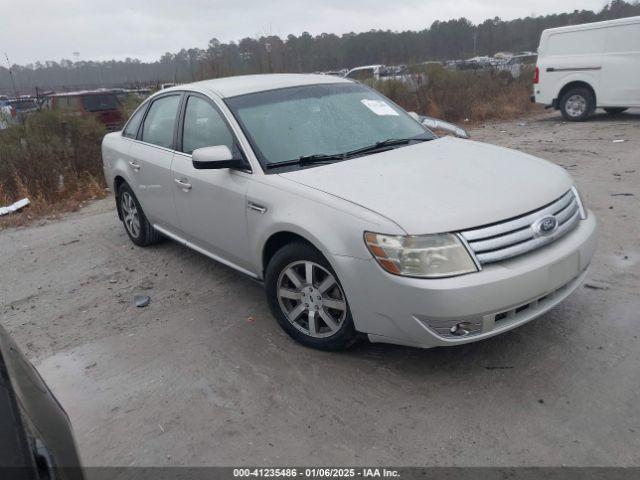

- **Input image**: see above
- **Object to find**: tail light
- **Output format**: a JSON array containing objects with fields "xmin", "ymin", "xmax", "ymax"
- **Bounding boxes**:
[{"xmin": 533, "ymin": 66, "xmax": 539, "ymax": 84}]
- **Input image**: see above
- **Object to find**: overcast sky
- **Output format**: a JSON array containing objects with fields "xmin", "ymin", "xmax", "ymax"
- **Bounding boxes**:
[{"xmin": 1, "ymin": 0, "xmax": 608, "ymax": 65}]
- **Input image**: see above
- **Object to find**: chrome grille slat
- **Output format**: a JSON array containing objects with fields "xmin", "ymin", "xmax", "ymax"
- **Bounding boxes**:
[
  {"xmin": 474, "ymin": 209, "xmax": 580, "ymax": 264},
  {"xmin": 469, "ymin": 226, "xmax": 534, "ymax": 253},
  {"xmin": 556, "ymin": 200, "xmax": 579, "ymax": 224},
  {"xmin": 461, "ymin": 191, "xmax": 574, "ymax": 242},
  {"xmin": 461, "ymin": 190, "xmax": 582, "ymax": 265}
]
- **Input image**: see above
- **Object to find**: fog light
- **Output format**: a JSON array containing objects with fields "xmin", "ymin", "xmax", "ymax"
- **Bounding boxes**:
[{"xmin": 450, "ymin": 322, "xmax": 475, "ymax": 336}]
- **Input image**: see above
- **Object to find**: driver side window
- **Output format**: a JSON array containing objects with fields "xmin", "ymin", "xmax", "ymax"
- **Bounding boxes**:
[{"xmin": 182, "ymin": 96, "xmax": 234, "ymax": 155}]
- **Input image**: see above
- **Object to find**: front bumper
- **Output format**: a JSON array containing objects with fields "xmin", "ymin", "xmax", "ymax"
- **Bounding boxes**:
[{"xmin": 333, "ymin": 213, "xmax": 597, "ymax": 349}]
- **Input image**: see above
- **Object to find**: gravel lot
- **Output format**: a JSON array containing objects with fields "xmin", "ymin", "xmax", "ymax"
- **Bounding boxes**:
[{"xmin": 1, "ymin": 109, "xmax": 639, "ymax": 467}]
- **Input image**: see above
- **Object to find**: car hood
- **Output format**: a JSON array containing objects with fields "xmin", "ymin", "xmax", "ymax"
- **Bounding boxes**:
[{"xmin": 278, "ymin": 137, "xmax": 574, "ymax": 234}]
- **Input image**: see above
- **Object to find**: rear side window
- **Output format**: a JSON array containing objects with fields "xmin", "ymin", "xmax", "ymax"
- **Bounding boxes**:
[
  {"xmin": 55, "ymin": 96, "xmax": 79, "ymax": 111},
  {"xmin": 547, "ymin": 29, "xmax": 606, "ymax": 56},
  {"xmin": 141, "ymin": 95, "xmax": 180, "ymax": 149},
  {"xmin": 123, "ymin": 105, "xmax": 146, "ymax": 139},
  {"xmin": 181, "ymin": 96, "xmax": 234, "ymax": 154}
]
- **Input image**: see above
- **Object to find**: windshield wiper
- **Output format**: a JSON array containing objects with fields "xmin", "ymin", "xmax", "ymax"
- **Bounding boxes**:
[
  {"xmin": 266, "ymin": 136, "xmax": 431, "ymax": 170},
  {"xmin": 341, "ymin": 137, "xmax": 431, "ymax": 158},
  {"xmin": 266, "ymin": 153, "xmax": 347, "ymax": 169}
]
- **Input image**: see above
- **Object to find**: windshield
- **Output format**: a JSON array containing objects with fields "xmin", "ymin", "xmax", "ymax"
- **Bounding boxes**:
[
  {"xmin": 225, "ymin": 83, "xmax": 432, "ymax": 168},
  {"xmin": 81, "ymin": 94, "xmax": 120, "ymax": 112}
]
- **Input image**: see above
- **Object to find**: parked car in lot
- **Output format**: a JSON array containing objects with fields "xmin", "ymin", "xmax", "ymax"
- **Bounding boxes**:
[
  {"xmin": 534, "ymin": 15, "xmax": 640, "ymax": 121},
  {"xmin": 498, "ymin": 53, "xmax": 537, "ymax": 79},
  {"xmin": 102, "ymin": 74, "xmax": 597, "ymax": 350},
  {"xmin": 44, "ymin": 90, "xmax": 123, "ymax": 130},
  {"xmin": 0, "ymin": 104, "xmax": 15, "ymax": 130}
]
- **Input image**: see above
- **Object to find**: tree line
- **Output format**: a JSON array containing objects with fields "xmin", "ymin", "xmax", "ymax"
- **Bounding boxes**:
[{"xmin": 1, "ymin": 0, "xmax": 638, "ymax": 95}]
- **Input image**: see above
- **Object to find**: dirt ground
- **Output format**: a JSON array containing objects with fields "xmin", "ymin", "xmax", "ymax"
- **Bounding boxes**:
[{"xmin": 1, "ymin": 109, "xmax": 639, "ymax": 467}]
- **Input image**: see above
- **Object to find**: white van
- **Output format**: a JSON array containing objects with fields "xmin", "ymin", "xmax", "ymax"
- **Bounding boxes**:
[{"xmin": 534, "ymin": 16, "xmax": 640, "ymax": 121}]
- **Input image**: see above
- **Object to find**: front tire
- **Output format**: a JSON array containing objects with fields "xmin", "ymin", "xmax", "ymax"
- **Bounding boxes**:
[
  {"xmin": 559, "ymin": 88, "xmax": 595, "ymax": 122},
  {"xmin": 265, "ymin": 242, "xmax": 359, "ymax": 350},
  {"xmin": 604, "ymin": 107, "xmax": 628, "ymax": 114},
  {"xmin": 117, "ymin": 183, "xmax": 162, "ymax": 247}
]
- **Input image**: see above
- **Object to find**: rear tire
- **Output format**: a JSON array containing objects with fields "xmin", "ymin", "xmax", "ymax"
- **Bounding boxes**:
[
  {"xmin": 265, "ymin": 242, "xmax": 359, "ymax": 350},
  {"xmin": 604, "ymin": 107, "xmax": 628, "ymax": 114},
  {"xmin": 117, "ymin": 183, "xmax": 162, "ymax": 247},
  {"xmin": 559, "ymin": 88, "xmax": 595, "ymax": 122}
]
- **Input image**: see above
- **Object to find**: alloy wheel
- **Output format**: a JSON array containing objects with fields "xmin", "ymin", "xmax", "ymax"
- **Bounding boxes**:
[
  {"xmin": 121, "ymin": 192, "xmax": 141, "ymax": 238},
  {"xmin": 565, "ymin": 94, "xmax": 587, "ymax": 118},
  {"xmin": 276, "ymin": 260, "xmax": 347, "ymax": 338}
]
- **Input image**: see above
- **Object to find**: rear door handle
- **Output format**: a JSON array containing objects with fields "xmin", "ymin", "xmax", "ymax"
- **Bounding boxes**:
[
  {"xmin": 128, "ymin": 161, "xmax": 140, "ymax": 171},
  {"xmin": 174, "ymin": 178, "xmax": 192, "ymax": 191}
]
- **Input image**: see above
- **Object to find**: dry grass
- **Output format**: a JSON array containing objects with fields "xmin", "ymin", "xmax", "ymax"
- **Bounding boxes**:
[
  {"xmin": 371, "ymin": 64, "xmax": 543, "ymax": 124},
  {"xmin": 0, "ymin": 111, "xmax": 108, "ymax": 229}
]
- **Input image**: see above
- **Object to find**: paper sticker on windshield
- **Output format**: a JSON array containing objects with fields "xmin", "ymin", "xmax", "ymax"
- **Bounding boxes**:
[{"xmin": 361, "ymin": 99, "xmax": 399, "ymax": 116}]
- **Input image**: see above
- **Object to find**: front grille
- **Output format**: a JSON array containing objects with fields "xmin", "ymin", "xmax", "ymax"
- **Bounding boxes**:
[{"xmin": 460, "ymin": 189, "xmax": 582, "ymax": 265}]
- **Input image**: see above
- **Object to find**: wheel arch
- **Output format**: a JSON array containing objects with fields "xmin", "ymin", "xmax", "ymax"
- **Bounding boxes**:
[
  {"xmin": 557, "ymin": 80, "xmax": 596, "ymax": 108},
  {"xmin": 113, "ymin": 175, "xmax": 127, "ymax": 220},
  {"xmin": 262, "ymin": 231, "xmax": 324, "ymax": 275}
]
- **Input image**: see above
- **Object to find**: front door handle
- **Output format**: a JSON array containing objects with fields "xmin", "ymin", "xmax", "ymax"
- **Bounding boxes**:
[
  {"xmin": 247, "ymin": 202, "xmax": 267, "ymax": 214},
  {"xmin": 128, "ymin": 161, "xmax": 140, "ymax": 171},
  {"xmin": 174, "ymin": 178, "xmax": 192, "ymax": 191}
]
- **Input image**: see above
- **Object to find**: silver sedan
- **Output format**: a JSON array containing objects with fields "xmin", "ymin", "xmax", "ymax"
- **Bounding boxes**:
[{"xmin": 102, "ymin": 74, "xmax": 597, "ymax": 350}]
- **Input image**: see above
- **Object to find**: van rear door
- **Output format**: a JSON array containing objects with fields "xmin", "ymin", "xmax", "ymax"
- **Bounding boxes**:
[{"xmin": 600, "ymin": 21, "xmax": 640, "ymax": 107}]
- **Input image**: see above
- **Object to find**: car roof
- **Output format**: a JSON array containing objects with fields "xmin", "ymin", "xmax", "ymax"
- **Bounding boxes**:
[
  {"xmin": 166, "ymin": 73, "xmax": 353, "ymax": 98},
  {"xmin": 542, "ymin": 15, "xmax": 640, "ymax": 35}
]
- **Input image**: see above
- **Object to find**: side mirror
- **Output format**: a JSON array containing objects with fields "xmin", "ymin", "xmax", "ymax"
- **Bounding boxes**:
[
  {"xmin": 192, "ymin": 145, "xmax": 247, "ymax": 170},
  {"xmin": 420, "ymin": 115, "xmax": 470, "ymax": 139},
  {"xmin": 408, "ymin": 112, "xmax": 470, "ymax": 139}
]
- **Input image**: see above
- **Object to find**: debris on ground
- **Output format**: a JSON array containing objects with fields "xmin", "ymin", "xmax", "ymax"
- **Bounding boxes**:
[
  {"xmin": 134, "ymin": 295, "xmax": 150, "ymax": 308},
  {"xmin": 60, "ymin": 239, "xmax": 81, "ymax": 246},
  {"xmin": 585, "ymin": 283, "xmax": 609, "ymax": 291},
  {"xmin": 612, "ymin": 139, "xmax": 626, "ymax": 143},
  {"xmin": 0, "ymin": 198, "xmax": 30, "ymax": 216},
  {"xmin": 611, "ymin": 193, "xmax": 634, "ymax": 197},
  {"xmin": 84, "ymin": 362, "xmax": 97, "ymax": 370}
]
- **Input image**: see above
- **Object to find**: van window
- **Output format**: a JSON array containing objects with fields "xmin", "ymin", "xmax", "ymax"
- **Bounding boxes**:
[
  {"xmin": 547, "ymin": 29, "xmax": 606, "ymax": 56},
  {"xmin": 55, "ymin": 96, "xmax": 79, "ymax": 112},
  {"xmin": 82, "ymin": 94, "xmax": 119, "ymax": 112},
  {"xmin": 606, "ymin": 23, "xmax": 640, "ymax": 53},
  {"xmin": 141, "ymin": 95, "xmax": 180, "ymax": 149}
]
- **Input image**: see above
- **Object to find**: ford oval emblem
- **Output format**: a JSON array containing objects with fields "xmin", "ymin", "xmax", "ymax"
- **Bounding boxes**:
[{"xmin": 533, "ymin": 215, "xmax": 558, "ymax": 236}]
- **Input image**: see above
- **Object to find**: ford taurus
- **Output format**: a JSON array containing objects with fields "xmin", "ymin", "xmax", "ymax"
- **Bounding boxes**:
[{"xmin": 102, "ymin": 74, "xmax": 597, "ymax": 350}]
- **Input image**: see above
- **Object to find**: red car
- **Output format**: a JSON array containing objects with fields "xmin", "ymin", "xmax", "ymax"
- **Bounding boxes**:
[{"xmin": 45, "ymin": 90, "xmax": 123, "ymax": 131}]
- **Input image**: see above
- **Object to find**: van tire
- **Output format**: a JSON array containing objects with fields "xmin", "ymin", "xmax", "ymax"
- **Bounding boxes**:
[
  {"xmin": 604, "ymin": 107, "xmax": 628, "ymax": 114},
  {"xmin": 559, "ymin": 88, "xmax": 595, "ymax": 122}
]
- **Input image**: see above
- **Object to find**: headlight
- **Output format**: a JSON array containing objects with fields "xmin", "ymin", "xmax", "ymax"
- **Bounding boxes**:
[{"xmin": 364, "ymin": 232, "xmax": 478, "ymax": 278}]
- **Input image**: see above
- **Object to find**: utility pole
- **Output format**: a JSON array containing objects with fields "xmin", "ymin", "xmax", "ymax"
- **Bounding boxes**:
[
  {"xmin": 265, "ymin": 42, "xmax": 273, "ymax": 73},
  {"xmin": 4, "ymin": 53, "xmax": 19, "ymax": 97},
  {"xmin": 473, "ymin": 32, "xmax": 478, "ymax": 58}
]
